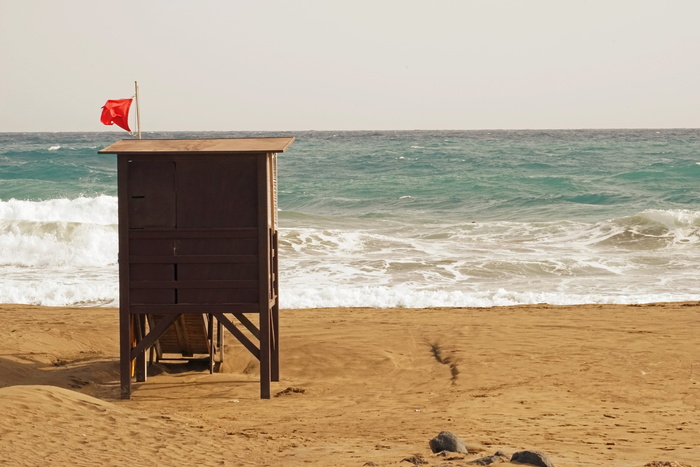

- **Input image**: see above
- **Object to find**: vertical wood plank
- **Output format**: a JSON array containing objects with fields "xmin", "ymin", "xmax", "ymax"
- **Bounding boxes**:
[
  {"xmin": 135, "ymin": 314, "xmax": 147, "ymax": 382},
  {"xmin": 270, "ymin": 153, "xmax": 280, "ymax": 381},
  {"xmin": 118, "ymin": 154, "xmax": 132, "ymax": 399},
  {"xmin": 258, "ymin": 154, "xmax": 271, "ymax": 399},
  {"xmin": 217, "ymin": 319, "xmax": 224, "ymax": 363},
  {"xmin": 272, "ymin": 229, "xmax": 280, "ymax": 382}
]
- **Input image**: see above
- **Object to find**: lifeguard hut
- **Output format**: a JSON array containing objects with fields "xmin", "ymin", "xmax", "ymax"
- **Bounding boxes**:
[{"xmin": 99, "ymin": 137, "xmax": 294, "ymax": 399}]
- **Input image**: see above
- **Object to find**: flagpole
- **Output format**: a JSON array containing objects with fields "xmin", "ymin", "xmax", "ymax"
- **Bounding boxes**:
[{"xmin": 134, "ymin": 81, "xmax": 142, "ymax": 139}]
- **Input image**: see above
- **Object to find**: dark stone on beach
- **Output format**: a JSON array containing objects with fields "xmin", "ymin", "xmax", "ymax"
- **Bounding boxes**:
[
  {"xmin": 401, "ymin": 455, "xmax": 428, "ymax": 465},
  {"xmin": 510, "ymin": 450, "xmax": 555, "ymax": 467},
  {"xmin": 466, "ymin": 450, "xmax": 510, "ymax": 465},
  {"xmin": 643, "ymin": 462, "xmax": 695, "ymax": 467},
  {"xmin": 273, "ymin": 386, "xmax": 306, "ymax": 397},
  {"xmin": 429, "ymin": 431, "xmax": 468, "ymax": 454}
]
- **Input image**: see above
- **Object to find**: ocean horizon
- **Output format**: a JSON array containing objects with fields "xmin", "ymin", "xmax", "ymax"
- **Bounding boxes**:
[{"xmin": 1, "ymin": 129, "xmax": 699, "ymax": 308}]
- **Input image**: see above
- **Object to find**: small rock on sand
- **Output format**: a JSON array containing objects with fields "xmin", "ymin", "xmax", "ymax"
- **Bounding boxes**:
[
  {"xmin": 429, "ymin": 431, "xmax": 468, "ymax": 454},
  {"xmin": 510, "ymin": 450, "xmax": 555, "ymax": 467},
  {"xmin": 466, "ymin": 450, "xmax": 510, "ymax": 465}
]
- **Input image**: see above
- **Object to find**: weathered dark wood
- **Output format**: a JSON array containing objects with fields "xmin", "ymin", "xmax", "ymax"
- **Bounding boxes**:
[
  {"xmin": 272, "ymin": 230, "xmax": 280, "ymax": 382},
  {"xmin": 108, "ymin": 137, "xmax": 292, "ymax": 400},
  {"xmin": 146, "ymin": 314, "xmax": 163, "ymax": 360},
  {"xmin": 257, "ymin": 155, "xmax": 271, "ymax": 399},
  {"xmin": 99, "ymin": 137, "xmax": 294, "ymax": 154},
  {"xmin": 129, "ymin": 255, "xmax": 258, "ymax": 264},
  {"xmin": 217, "ymin": 320, "xmax": 224, "ymax": 364},
  {"xmin": 233, "ymin": 313, "xmax": 260, "ymax": 339},
  {"xmin": 148, "ymin": 314, "xmax": 209, "ymax": 358},
  {"xmin": 207, "ymin": 314, "xmax": 215, "ymax": 374},
  {"xmin": 130, "ymin": 304, "xmax": 261, "ymax": 314},
  {"xmin": 129, "ymin": 280, "xmax": 258, "ymax": 289},
  {"xmin": 129, "ymin": 313, "xmax": 179, "ymax": 360},
  {"xmin": 135, "ymin": 314, "xmax": 147, "ymax": 382},
  {"xmin": 129, "ymin": 228, "xmax": 258, "ymax": 239},
  {"xmin": 177, "ymin": 157, "xmax": 258, "ymax": 229},
  {"xmin": 212, "ymin": 312, "xmax": 261, "ymax": 359},
  {"xmin": 118, "ymin": 155, "xmax": 132, "ymax": 399},
  {"xmin": 173, "ymin": 316, "xmax": 193, "ymax": 357},
  {"xmin": 127, "ymin": 160, "xmax": 176, "ymax": 229}
]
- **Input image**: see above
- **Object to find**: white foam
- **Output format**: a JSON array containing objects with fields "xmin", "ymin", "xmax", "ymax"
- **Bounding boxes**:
[
  {"xmin": 637, "ymin": 209, "xmax": 700, "ymax": 245},
  {"xmin": 0, "ymin": 195, "xmax": 117, "ymax": 224},
  {"xmin": 280, "ymin": 285, "xmax": 700, "ymax": 309},
  {"xmin": 0, "ymin": 268, "xmax": 118, "ymax": 306},
  {"xmin": 2, "ymin": 200, "xmax": 699, "ymax": 308},
  {"xmin": 0, "ymin": 197, "xmax": 118, "ymax": 306},
  {"xmin": 0, "ymin": 221, "xmax": 117, "ymax": 268},
  {"xmin": 278, "ymin": 210, "xmax": 700, "ymax": 308},
  {"xmin": 0, "ymin": 197, "xmax": 118, "ymax": 270}
]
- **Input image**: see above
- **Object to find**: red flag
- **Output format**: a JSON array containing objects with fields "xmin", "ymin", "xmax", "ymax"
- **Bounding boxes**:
[{"xmin": 100, "ymin": 98, "xmax": 132, "ymax": 132}]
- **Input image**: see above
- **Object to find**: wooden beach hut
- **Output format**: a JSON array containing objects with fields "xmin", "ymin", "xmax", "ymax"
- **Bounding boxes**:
[{"xmin": 99, "ymin": 137, "xmax": 294, "ymax": 399}]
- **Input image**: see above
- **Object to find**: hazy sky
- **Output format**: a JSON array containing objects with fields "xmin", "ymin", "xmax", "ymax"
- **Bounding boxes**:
[{"xmin": 1, "ymin": 1, "xmax": 698, "ymax": 132}]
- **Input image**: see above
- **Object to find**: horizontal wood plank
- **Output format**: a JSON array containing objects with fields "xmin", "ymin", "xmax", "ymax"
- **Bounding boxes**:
[
  {"xmin": 130, "ymin": 304, "xmax": 260, "ymax": 314},
  {"xmin": 129, "ymin": 255, "xmax": 258, "ymax": 264},
  {"xmin": 129, "ymin": 228, "xmax": 257, "ymax": 239},
  {"xmin": 130, "ymin": 280, "xmax": 258, "ymax": 289},
  {"xmin": 100, "ymin": 137, "xmax": 295, "ymax": 154}
]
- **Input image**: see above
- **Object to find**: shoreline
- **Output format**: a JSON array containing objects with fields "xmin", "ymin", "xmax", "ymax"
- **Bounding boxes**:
[{"xmin": 1, "ymin": 301, "xmax": 698, "ymax": 466}]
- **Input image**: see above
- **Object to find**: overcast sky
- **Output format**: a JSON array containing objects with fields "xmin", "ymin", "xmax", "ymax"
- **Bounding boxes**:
[{"xmin": 1, "ymin": 1, "xmax": 698, "ymax": 132}]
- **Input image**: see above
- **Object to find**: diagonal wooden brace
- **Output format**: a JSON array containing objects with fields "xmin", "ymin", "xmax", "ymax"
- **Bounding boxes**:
[
  {"xmin": 213, "ymin": 312, "xmax": 261, "ymax": 360},
  {"xmin": 130, "ymin": 314, "xmax": 180, "ymax": 361}
]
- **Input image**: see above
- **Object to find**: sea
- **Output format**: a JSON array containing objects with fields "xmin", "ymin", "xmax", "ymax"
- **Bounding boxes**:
[{"xmin": 1, "ymin": 129, "xmax": 699, "ymax": 308}]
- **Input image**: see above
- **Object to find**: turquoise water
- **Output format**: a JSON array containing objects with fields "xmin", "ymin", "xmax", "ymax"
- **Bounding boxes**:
[
  {"xmin": 280, "ymin": 129, "xmax": 700, "ymax": 223},
  {"xmin": 1, "ymin": 129, "xmax": 699, "ymax": 307}
]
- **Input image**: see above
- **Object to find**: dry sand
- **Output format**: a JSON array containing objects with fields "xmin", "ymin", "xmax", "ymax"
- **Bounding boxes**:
[{"xmin": 0, "ymin": 302, "xmax": 698, "ymax": 466}]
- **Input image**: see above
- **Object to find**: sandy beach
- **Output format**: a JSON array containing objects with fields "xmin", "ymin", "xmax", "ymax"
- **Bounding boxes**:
[{"xmin": 1, "ymin": 302, "xmax": 698, "ymax": 466}]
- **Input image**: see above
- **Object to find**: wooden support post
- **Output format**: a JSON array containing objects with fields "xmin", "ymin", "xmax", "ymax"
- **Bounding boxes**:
[
  {"xmin": 120, "ymin": 314, "xmax": 132, "ymax": 399},
  {"xmin": 270, "ymin": 154, "xmax": 280, "ymax": 382},
  {"xmin": 207, "ymin": 314, "xmax": 214, "ymax": 374},
  {"xmin": 135, "ymin": 314, "xmax": 147, "ymax": 382},
  {"xmin": 117, "ymin": 154, "xmax": 132, "ymax": 399},
  {"xmin": 217, "ymin": 319, "xmax": 224, "ymax": 363},
  {"xmin": 258, "ymin": 155, "xmax": 271, "ymax": 399},
  {"xmin": 271, "ymin": 230, "xmax": 280, "ymax": 382}
]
